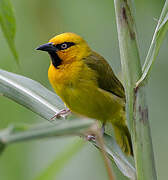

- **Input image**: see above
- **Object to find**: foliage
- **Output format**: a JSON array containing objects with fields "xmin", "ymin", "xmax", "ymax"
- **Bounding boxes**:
[{"xmin": 0, "ymin": 0, "xmax": 18, "ymax": 62}]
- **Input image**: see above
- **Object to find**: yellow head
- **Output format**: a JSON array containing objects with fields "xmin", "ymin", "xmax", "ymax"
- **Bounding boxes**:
[{"xmin": 36, "ymin": 32, "xmax": 91, "ymax": 68}]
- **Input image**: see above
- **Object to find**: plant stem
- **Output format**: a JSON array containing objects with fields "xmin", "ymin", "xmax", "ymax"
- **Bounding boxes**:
[
  {"xmin": 113, "ymin": 0, "xmax": 157, "ymax": 179},
  {"xmin": 0, "ymin": 120, "xmax": 94, "ymax": 144}
]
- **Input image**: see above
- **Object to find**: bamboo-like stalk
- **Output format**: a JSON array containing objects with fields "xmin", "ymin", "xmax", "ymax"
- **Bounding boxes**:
[{"xmin": 113, "ymin": 0, "xmax": 157, "ymax": 179}]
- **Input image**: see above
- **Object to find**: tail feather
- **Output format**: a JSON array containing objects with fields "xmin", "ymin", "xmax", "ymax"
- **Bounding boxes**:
[{"xmin": 113, "ymin": 124, "xmax": 133, "ymax": 156}]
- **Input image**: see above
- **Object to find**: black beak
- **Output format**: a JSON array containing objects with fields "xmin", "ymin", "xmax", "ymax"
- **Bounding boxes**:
[{"xmin": 36, "ymin": 42, "xmax": 57, "ymax": 52}]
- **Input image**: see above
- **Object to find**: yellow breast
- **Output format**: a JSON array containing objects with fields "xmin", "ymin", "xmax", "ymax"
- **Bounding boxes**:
[{"xmin": 48, "ymin": 60, "xmax": 98, "ymax": 97}]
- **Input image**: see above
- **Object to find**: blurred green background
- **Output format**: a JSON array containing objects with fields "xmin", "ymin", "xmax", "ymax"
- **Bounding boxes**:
[{"xmin": 0, "ymin": 0, "xmax": 167, "ymax": 179}]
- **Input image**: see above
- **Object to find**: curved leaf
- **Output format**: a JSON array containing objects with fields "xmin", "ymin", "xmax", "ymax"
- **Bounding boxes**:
[
  {"xmin": 0, "ymin": 69, "xmax": 64, "ymax": 121},
  {"xmin": 0, "ymin": 120, "xmax": 94, "ymax": 144},
  {"xmin": 0, "ymin": 0, "xmax": 18, "ymax": 62},
  {"xmin": 137, "ymin": 0, "xmax": 168, "ymax": 86},
  {"xmin": 92, "ymin": 134, "xmax": 136, "ymax": 180}
]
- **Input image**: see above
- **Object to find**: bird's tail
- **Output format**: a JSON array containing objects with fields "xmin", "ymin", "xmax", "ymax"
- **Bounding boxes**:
[{"xmin": 113, "ymin": 123, "xmax": 133, "ymax": 156}]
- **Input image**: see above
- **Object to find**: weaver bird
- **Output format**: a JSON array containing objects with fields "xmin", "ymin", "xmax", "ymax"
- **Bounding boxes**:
[{"xmin": 36, "ymin": 32, "xmax": 133, "ymax": 155}]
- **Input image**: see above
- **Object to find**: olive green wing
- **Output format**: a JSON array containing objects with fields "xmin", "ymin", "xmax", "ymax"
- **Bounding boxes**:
[{"xmin": 83, "ymin": 51, "xmax": 125, "ymax": 99}]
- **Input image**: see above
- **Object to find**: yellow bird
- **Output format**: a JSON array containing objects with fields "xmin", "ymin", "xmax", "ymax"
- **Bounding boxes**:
[{"xmin": 36, "ymin": 32, "xmax": 133, "ymax": 155}]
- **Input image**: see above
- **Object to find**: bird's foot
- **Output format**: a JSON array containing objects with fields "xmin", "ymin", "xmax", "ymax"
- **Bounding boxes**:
[
  {"xmin": 86, "ymin": 134, "xmax": 96, "ymax": 142},
  {"xmin": 85, "ymin": 123, "xmax": 105, "ymax": 142},
  {"xmin": 51, "ymin": 108, "xmax": 71, "ymax": 119}
]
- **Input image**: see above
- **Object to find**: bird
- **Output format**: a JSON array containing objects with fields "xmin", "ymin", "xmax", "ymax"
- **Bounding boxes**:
[{"xmin": 36, "ymin": 32, "xmax": 133, "ymax": 155}]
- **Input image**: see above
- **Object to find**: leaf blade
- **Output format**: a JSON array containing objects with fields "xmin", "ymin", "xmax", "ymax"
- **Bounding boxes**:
[
  {"xmin": 0, "ymin": 0, "xmax": 18, "ymax": 62},
  {"xmin": 137, "ymin": 0, "xmax": 168, "ymax": 86},
  {"xmin": 0, "ymin": 69, "xmax": 64, "ymax": 121},
  {"xmin": 0, "ymin": 119, "xmax": 94, "ymax": 144},
  {"xmin": 93, "ymin": 134, "xmax": 136, "ymax": 180}
]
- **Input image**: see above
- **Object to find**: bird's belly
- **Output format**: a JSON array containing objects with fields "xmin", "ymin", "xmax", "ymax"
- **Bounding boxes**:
[{"xmin": 59, "ymin": 85, "xmax": 123, "ymax": 122}]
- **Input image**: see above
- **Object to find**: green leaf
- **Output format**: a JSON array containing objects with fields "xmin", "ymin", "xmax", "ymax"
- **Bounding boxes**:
[
  {"xmin": 0, "ymin": 0, "xmax": 18, "ymax": 62},
  {"xmin": 137, "ymin": 0, "xmax": 168, "ymax": 87},
  {"xmin": 34, "ymin": 140, "xmax": 85, "ymax": 180},
  {"xmin": 0, "ymin": 69, "xmax": 64, "ymax": 121},
  {"xmin": 93, "ymin": 134, "xmax": 136, "ymax": 180},
  {"xmin": 0, "ymin": 119, "xmax": 94, "ymax": 144}
]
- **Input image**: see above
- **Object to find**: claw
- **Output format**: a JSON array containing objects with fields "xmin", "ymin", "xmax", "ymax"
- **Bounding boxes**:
[
  {"xmin": 86, "ymin": 134, "xmax": 96, "ymax": 141},
  {"xmin": 85, "ymin": 123, "xmax": 105, "ymax": 142},
  {"xmin": 51, "ymin": 109, "xmax": 71, "ymax": 120}
]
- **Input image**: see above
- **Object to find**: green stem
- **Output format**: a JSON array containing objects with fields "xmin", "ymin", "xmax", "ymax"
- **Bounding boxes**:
[
  {"xmin": 0, "ymin": 119, "xmax": 93, "ymax": 144},
  {"xmin": 113, "ymin": 0, "xmax": 157, "ymax": 179},
  {"xmin": 134, "ymin": 87, "xmax": 156, "ymax": 179}
]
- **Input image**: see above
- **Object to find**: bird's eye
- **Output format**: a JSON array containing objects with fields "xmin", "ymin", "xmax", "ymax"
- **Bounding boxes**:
[
  {"xmin": 61, "ymin": 43, "xmax": 68, "ymax": 50},
  {"xmin": 56, "ymin": 42, "xmax": 75, "ymax": 51}
]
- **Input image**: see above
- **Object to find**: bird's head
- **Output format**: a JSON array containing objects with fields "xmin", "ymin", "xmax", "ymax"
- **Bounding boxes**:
[{"xmin": 36, "ymin": 32, "xmax": 91, "ymax": 68}]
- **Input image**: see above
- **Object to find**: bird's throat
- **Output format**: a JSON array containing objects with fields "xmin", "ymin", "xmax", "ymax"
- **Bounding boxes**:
[{"xmin": 49, "ymin": 52, "xmax": 62, "ymax": 68}]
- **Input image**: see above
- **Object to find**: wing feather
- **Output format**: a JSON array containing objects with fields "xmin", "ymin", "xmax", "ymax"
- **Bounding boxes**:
[{"xmin": 83, "ymin": 51, "xmax": 125, "ymax": 99}]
